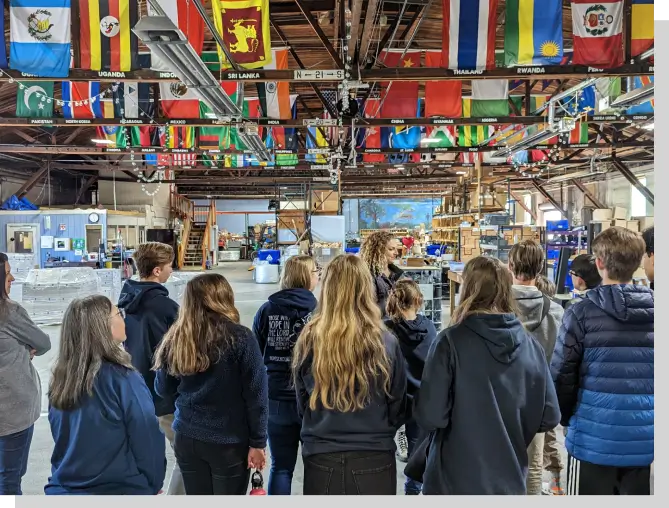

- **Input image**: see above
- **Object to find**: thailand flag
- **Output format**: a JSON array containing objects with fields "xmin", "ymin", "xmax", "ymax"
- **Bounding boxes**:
[
  {"xmin": 442, "ymin": 0, "xmax": 498, "ymax": 71},
  {"xmin": 62, "ymin": 82, "xmax": 103, "ymax": 118}
]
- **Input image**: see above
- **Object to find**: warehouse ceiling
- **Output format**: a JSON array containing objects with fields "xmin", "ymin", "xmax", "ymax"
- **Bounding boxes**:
[{"xmin": 0, "ymin": 0, "xmax": 654, "ymax": 201}]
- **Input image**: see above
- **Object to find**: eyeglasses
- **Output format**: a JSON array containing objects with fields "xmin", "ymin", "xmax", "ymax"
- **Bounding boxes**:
[
  {"xmin": 569, "ymin": 270, "xmax": 579, "ymax": 278},
  {"xmin": 112, "ymin": 308, "xmax": 126, "ymax": 320},
  {"xmin": 313, "ymin": 265, "xmax": 323, "ymax": 274}
]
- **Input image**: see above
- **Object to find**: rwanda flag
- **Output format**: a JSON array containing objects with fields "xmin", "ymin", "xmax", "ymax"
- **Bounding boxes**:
[{"xmin": 504, "ymin": 0, "xmax": 563, "ymax": 66}]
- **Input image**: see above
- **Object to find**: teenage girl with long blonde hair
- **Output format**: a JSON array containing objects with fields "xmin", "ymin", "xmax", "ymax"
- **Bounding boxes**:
[
  {"xmin": 153, "ymin": 273, "xmax": 268, "ymax": 495},
  {"xmin": 292, "ymin": 254, "xmax": 408, "ymax": 495}
]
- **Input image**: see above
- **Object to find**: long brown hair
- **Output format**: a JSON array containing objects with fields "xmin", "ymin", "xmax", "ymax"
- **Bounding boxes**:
[
  {"xmin": 360, "ymin": 230, "xmax": 395, "ymax": 276},
  {"xmin": 154, "ymin": 273, "xmax": 240, "ymax": 376},
  {"xmin": 386, "ymin": 279, "xmax": 424, "ymax": 322},
  {"xmin": 281, "ymin": 255, "xmax": 316, "ymax": 290},
  {"xmin": 292, "ymin": 254, "xmax": 391, "ymax": 412},
  {"xmin": 49, "ymin": 295, "xmax": 133, "ymax": 410},
  {"xmin": 451, "ymin": 256, "xmax": 518, "ymax": 325}
]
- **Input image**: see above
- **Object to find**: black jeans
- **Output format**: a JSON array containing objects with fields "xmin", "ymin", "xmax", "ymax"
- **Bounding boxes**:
[
  {"xmin": 303, "ymin": 451, "xmax": 397, "ymax": 495},
  {"xmin": 566, "ymin": 456, "xmax": 651, "ymax": 495},
  {"xmin": 174, "ymin": 433, "xmax": 250, "ymax": 495}
]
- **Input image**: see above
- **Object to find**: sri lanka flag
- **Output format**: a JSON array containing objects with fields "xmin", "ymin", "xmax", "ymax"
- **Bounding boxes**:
[
  {"xmin": 442, "ymin": 0, "xmax": 498, "ymax": 70},
  {"xmin": 504, "ymin": 0, "xmax": 563, "ymax": 66},
  {"xmin": 9, "ymin": 0, "xmax": 71, "ymax": 77},
  {"xmin": 631, "ymin": 0, "xmax": 654, "ymax": 57}
]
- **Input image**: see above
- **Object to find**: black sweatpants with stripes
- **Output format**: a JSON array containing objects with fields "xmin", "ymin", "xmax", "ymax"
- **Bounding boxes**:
[{"xmin": 566, "ymin": 456, "xmax": 651, "ymax": 495}]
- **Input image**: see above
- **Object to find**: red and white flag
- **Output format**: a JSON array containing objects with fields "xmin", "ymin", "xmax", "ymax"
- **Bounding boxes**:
[
  {"xmin": 362, "ymin": 98, "xmax": 384, "ymax": 163},
  {"xmin": 571, "ymin": 0, "xmax": 624, "ymax": 68},
  {"xmin": 160, "ymin": 82, "xmax": 200, "ymax": 118}
]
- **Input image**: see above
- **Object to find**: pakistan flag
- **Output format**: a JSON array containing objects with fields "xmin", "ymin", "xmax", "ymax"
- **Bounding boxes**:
[{"xmin": 16, "ymin": 82, "xmax": 54, "ymax": 118}]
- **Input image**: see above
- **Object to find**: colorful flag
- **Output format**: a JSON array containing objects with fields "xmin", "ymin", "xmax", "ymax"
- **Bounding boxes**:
[
  {"xmin": 62, "ymin": 82, "xmax": 103, "ymax": 118},
  {"xmin": 571, "ymin": 0, "xmax": 624, "ymax": 68},
  {"xmin": 442, "ymin": 0, "xmax": 498, "ymax": 70},
  {"xmin": 9, "ymin": 0, "xmax": 71, "ymax": 77},
  {"xmin": 569, "ymin": 122, "xmax": 589, "ymax": 144},
  {"xmin": 306, "ymin": 127, "xmax": 329, "ymax": 163},
  {"xmin": 78, "ymin": 0, "xmax": 139, "ymax": 72},
  {"xmin": 95, "ymin": 99, "xmax": 126, "ymax": 147},
  {"xmin": 504, "ymin": 0, "xmax": 563, "ymax": 66},
  {"xmin": 509, "ymin": 94, "xmax": 550, "ymax": 115},
  {"xmin": 471, "ymin": 80, "xmax": 510, "ymax": 117},
  {"xmin": 149, "ymin": 0, "xmax": 204, "ymax": 69},
  {"xmin": 631, "ymin": 0, "xmax": 654, "ymax": 57},
  {"xmin": 160, "ymin": 82, "xmax": 200, "ymax": 118},
  {"xmin": 627, "ymin": 76, "xmax": 654, "ymax": 114},
  {"xmin": 358, "ymin": 98, "xmax": 384, "ymax": 164},
  {"xmin": 424, "ymin": 125, "xmax": 457, "ymax": 148},
  {"xmin": 160, "ymin": 126, "xmax": 197, "ymax": 167},
  {"xmin": 258, "ymin": 48, "xmax": 291, "ymax": 148},
  {"xmin": 424, "ymin": 50, "xmax": 462, "ymax": 117},
  {"xmin": 16, "ymin": 81, "xmax": 54, "ymax": 117},
  {"xmin": 273, "ymin": 95, "xmax": 299, "ymax": 166},
  {"xmin": 0, "ymin": 8, "xmax": 7, "ymax": 68},
  {"xmin": 379, "ymin": 50, "xmax": 421, "ymax": 118},
  {"xmin": 212, "ymin": 0, "xmax": 272, "ymax": 69},
  {"xmin": 459, "ymin": 98, "xmax": 495, "ymax": 162},
  {"xmin": 321, "ymin": 89, "xmax": 339, "ymax": 143}
]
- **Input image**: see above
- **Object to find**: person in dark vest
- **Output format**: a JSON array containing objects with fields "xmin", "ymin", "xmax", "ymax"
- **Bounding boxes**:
[{"xmin": 642, "ymin": 226, "xmax": 654, "ymax": 290}]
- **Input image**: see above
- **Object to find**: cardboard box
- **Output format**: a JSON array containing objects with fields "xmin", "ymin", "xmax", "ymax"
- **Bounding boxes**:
[
  {"xmin": 311, "ymin": 191, "xmax": 340, "ymax": 213},
  {"xmin": 637, "ymin": 216, "xmax": 654, "ymax": 231},
  {"xmin": 592, "ymin": 209, "xmax": 613, "ymax": 221},
  {"xmin": 405, "ymin": 257, "xmax": 427, "ymax": 267},
  {"xmin": 626, "ymin": 220, "xmax": 640, "ymax": 232},
  {"xmin": 613, "ymin": 219, "xmax": 627, "ymax": 228},
  {"xmin": 613, "ymin": 206, "xmax": 627, "ymax": 220}
]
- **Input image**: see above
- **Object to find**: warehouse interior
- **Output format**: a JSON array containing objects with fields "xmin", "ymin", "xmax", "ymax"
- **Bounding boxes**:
[{"xmin": 0, "ymin": 0, "xmax": 654, "ymax": 496}]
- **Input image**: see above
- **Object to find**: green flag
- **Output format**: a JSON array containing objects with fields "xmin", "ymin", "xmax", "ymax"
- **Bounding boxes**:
[{"xmin": 16, "ymin": 82, "xmax": 54, "ymax": 117}]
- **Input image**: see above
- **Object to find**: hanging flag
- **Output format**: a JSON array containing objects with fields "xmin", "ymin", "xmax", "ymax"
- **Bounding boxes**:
[
  {"xmin": 360, "ymin": 98, "xmax": 385, "ymax": 164},
  {"xmin": 631, "ymin": 0, "xmax": 654, "ymax": 57},
  {"xmin": 569, "ymin": 122, "xmax": 589, "ymax": 144},
  {"xmin": 442, "ymin": 0, "xmax": 498, "ymax": 70},
  {"xmin": 425, "ymin": 50, "xmax": 462, "ymax": 117},
  {"xmin": 199, "ymin": 103, "xmax": 224, "ymax": 150},
  {"xmin": 149, "ymin": 0, "xmax": 204, "ymax": 70},
  {"xmin": 16, "ymin": 81, "xmax": 54, "ymax": 117},
  {"xmin": 160, "ymin": 82, "xmax": 200, "ymax": 118},
  {"xmin": 274, "ymin": 95, "xmax": 299, "ymax": 166},
  {"xmin": 0, "ymin": 7, "xmax": 7, "ymax": 68},
  {"xmin": 78, "ymin": 0, "xmax": 139, "ymax": 72},
  {"xmin": 95, "ymin": 99, "xmax": 126, "ymax": 148},
  {"xmin": 509, "ymin": 94, "xmax": 550, "ymax": 115},
  {"xmin": 306, "ymin": 127, "xmax": 329, "ymax": 163},
  {"xmin": 160, "ymin": 126, "xmax": 197, "ymax": 167},
  {"xmin": 212, "ymin": 0, "xmax": 272, "ymax": 69},
  {"xmin": 471, "ymin": 80, "xmax": 510, "ymax": 117},
  {"xmin": 378, "ymin": 50, "xmax": 420, "ymax": 118},
  {"xmin": 425, "ymin": 125, "xmax": 457, "ymax": 148},
  {"xmin": 459, "ymin": 98, "xmax": 495, "ymax": 163},
  {"xmin": 571, "ymin": 0, "xmax": 624, "ymax": 68},
  {"xmin": 627, "ymin": 76, "xmax": 654, "ymax": 114},
  {"xmin": 258, "ymin": 48, "xmax": 291, "ymax": 148},
  {"xmin": 9, "ymin": 0, "xmax": 71, "ymax": 77},
  {"xmin": 504, "ymin": 0, "xmax": 563, "ymax": 66},
  {"xmin": 321, "ymin": 89, "xmax": 339, "ymax": 144},
  {"xmin": 62, "ymin": 82, "xmax": 103, "ymax": 118}
]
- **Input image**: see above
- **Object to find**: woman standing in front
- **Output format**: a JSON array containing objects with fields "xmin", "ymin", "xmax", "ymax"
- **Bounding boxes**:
[
  {"xmin": 154, "ymin": 273, "xmax": 268, "ymax": 495},
  {"xmin": 0, "ymin": 252, "xmax": 51, "ymax": 495},
  {"xmin": 45, "ymin": 295, "xmax": 165, "ymax": 495},
  {"xmin": 360, "ymin": 231, "xmax": 402, "ymax": 318},
  {"xmin": 414, "ymin": 257, "xmax": 560, "ymax": 495},
  {"xmin": 293, "ymin": 254, "xmax": 408, "ymax": 495},
  {"xmin": 252, "ymin": 255, "xmax": 319, "ymax": 495}
]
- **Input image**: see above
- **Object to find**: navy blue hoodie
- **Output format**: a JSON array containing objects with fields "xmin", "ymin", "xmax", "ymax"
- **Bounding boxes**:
[
  {"xmin": 383, "ymin": 315, "xmax": 437, "ymax": 405},
  {"xmin": 118, "ymin": 280, "xmax": 179, "ymax": 417},
  {"xmin": 252, "ymin": 288, "xmax": 317, "ymax": 401},
  {"xmin": 415, "ymin": 314, "xmax": 560, "ymax": 495},
  {"xmin": 295, "ymin": 332, "xmax": 408, "ymax": 457},
  {"xmin": 45, "ymin": 363, "xmax": 166, "ymax": 495}
]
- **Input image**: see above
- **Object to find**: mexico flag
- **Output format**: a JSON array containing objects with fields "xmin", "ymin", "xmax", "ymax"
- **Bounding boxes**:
[{"xmin": 571, "ymin": 0, "xmax": 624, "ymax": 68}]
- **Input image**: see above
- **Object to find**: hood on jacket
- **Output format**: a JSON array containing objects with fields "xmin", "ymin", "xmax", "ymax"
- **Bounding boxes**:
[
  {"xmin": 587, "ymin": 284, "xmax": 654, "ymax": 323},
  {"xmin": 463, "ymin": 314, "xmax": 525, "ymax": 364},
  {"xmin": 118, "ymin": 279, "xmax": 170, "ymax": 314},
  {"xmin": 387, "ymin": 314, "xmax": 432, "ymax": 345},
  {"xmin": 268, "ymin": 288, "xmax": 317, "ymax": 311},
  {"xmin": 512, "ymin": 285, "xmax": 550, "ymax": 331}
]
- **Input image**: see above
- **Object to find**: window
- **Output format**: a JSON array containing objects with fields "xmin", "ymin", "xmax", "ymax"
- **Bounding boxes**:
[
  {"xmin": 544, "ymin": 210, "xmax": 562, "ymax": 224},
  {"xmin": 631, "ymin": 177, "xmax": 647, "ymax": 217}
]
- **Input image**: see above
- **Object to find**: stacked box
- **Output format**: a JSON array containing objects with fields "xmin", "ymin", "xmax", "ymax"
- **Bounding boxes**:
[{"xmin": 459, "ymin": 227, "xmax": 481, "ymax": 262}]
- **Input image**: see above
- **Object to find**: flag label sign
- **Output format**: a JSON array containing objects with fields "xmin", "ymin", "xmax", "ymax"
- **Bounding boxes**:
[
  {"xmin": 294, "ymin": 69, "xmax": 345, "ymax": 80},
  {"xmin": 64, "ymin": 119, "xmax": 92, "ymax": 124},
  {"xmin": 224, "ymin": 72, "xmax": 261, "ymax": 80},
  {"xmin": 516, "ymin": 67, "xmax": 547, "ymax": 74},
  {"xmin": 303, "ymin": 118, "xmax": 337, "ymax": 126},
  {"xmin": 98, "ymin": 71, "xmax": 126, "ymax": 78}
]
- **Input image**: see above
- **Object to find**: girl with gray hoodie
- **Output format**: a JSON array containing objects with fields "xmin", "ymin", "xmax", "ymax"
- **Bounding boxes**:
[{"xmin": 0, "ymin": 252, "xmax": 51, "ymax": 494}]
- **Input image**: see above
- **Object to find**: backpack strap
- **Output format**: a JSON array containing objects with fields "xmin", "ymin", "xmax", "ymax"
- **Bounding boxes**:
[{"xmin": 527, "ymin": 295, "xmax": 551, "ymax": 332}]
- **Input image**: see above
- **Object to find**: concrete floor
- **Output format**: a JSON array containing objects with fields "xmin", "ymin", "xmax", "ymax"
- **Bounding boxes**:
[{"xmin": 22, "ymin": 261, "xmax": 652, "ymax": 495}]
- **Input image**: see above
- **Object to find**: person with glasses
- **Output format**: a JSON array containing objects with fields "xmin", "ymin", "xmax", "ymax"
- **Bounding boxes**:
[
  {"xmin": 46, "ymin": 295, "xmax": 165, "ymax": 495},
  {"xmin": 565, "ymin": 254, "xmax": 602, "ymax": 310},
  {"xmin": 0, "ymin": 252, "xmax": 52, "ymax": 495},
  {"xmin": 252, "ymin": 255, "xmax": 319, "ymax": 495}
]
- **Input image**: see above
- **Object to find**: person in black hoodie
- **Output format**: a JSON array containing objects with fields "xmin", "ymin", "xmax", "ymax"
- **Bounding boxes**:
[
  {"xmin": 383, "ymin": 279, "xmax": 437, "ymax": 495},
  {"xmin": 360, "ymin": 230, "xmax": 403, "ymax": 318},
  {"xmin": 413, "ymin": 256, "xmax": 560, "ymax": 495},
  {"xmin": 642, "ymin": 226, "xmax": 654, "ymax": 290},
  {"xmin": 252, "ymin": 255, "xmax": 319, "ymax": 495},
  {"xmin": 117, "ymin": 242, "xmax": 181, "ymax": 494},
  {"xmin": 153, "ymin": 273, "xmax": 268, "ymax": 495},
  {"xmin": 293, "ymin": 254, "xmax": 408, "ymax": 495}
]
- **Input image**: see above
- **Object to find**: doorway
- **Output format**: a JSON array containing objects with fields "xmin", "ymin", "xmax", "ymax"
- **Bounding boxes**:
[
  {"xmin": 6, "ymin": 223, "xmax": 40, "ymax": 268},
  {"xmin": 85, "ymin": 225, "xmax": 103, "ymax": 254}
]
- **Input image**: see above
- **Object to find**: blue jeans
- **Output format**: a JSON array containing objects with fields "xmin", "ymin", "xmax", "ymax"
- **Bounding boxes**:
[
  {"xmin": 404, "ymin": 419, "xmax": 424, "ymax": 495},
  {"xmin": 0, "ymin": 425, "xmax": 34, "ymax": 495},
  {"xmin": 267, "ymin": 399, "xmax": 301, "ymax": 495}
]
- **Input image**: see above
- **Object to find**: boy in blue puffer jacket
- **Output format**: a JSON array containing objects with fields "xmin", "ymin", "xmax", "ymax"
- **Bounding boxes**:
[{"xmin": 551, "ymin": 227, "xmax": 653, "ymax": 495}]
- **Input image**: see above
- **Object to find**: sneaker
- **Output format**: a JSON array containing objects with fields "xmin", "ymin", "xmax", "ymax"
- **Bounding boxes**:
[
  {"xmin": 549, "ymin": 474, "xmax": 565, "ymax": 495},
  {"xmin": 396, "ymin": 428, "xmax": 408, "ymax": 463}
]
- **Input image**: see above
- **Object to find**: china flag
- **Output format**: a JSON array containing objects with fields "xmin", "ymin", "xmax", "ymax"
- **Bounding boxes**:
[
  {"xmin": 378, "ymin": 50, "xmax": 421, "ymax": 118},
  {"xmin": 212, "ymin": 0, "xmax": 271, "ymax": 69}
]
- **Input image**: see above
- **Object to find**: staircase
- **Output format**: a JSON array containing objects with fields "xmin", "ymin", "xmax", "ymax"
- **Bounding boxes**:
[
  {"xmin": 170, "ymin": 191, "xmax": 216, "ymax": 270},
  {"xmin": 182, "ymin": 222, "xmax": 206, "ymax": 269}
]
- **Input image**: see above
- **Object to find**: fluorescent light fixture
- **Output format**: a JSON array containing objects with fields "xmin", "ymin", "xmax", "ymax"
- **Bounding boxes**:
[
  {"xmin": 91, "ymin": 138, "xmax": 115, "ymax": 144},
  {"xmin": 538, "ymin": 202, "xmax": 556, "ymax": 211},
  {"xmin": 643, "ymin": 123, "xmax": 654, "ymax": 130},
  {"xmin": 611, "ymin": 83, "xmax": 654, "ymax": 108},
  {"xmin": 420, "ymin": 138, "xmax": 441, "ymax": 144},
  {"xmin": 491, "ymin": 127, "xmax": 558, "ymax": 159}
]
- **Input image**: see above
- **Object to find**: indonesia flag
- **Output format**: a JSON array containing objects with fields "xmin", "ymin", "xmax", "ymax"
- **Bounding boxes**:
[
  {"xmin": 442, "ymin": 0, "xmax": 498, "ymax": 71},
  {"xmin": 571, "ymin": 0, "xmax": 624, "ymax": 68}
]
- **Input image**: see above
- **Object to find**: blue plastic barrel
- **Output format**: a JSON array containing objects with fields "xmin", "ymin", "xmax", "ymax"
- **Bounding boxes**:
[{"xmin": 258, "ymin": 249, "xmax": 281, "ymax": 265}]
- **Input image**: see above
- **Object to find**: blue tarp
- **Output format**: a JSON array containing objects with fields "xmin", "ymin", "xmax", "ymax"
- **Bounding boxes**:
[{"xmin": 0, "ymin": 195, "xmax": 39, "ymax": 211}]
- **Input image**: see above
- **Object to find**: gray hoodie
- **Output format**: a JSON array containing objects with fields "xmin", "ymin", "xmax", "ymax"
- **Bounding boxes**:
[
  {"xmin": 0, "ymin": 300, "xmax": 51, "ymax": 437},
  {"xmin": 512, "ymin": 285, "xmax": 564, "ymax": 363}
]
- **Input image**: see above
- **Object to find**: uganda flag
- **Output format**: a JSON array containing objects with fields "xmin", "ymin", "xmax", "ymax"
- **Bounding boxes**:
[{"xmin": 78, "ymin": 0, "xmax": 139, "ymax": 72}]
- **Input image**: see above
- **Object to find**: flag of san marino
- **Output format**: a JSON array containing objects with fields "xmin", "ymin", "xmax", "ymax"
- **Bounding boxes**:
[
  {"xmin": 504, "ymin": 0, "xmax": 563, "ymax": 66},
  {"xmin": 9, "ymin": 0, "xmax": 71, "ymax": 78}
]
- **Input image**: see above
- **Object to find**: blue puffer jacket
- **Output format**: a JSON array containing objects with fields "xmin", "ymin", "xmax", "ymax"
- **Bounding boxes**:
[{"xmin": 550, "ymin": 284, "xmax": 654, "ymax": 467}]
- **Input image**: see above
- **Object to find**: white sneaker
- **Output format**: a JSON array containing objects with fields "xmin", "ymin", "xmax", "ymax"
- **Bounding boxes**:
[{"xmin": 396, "ymin": 427, "xmax": 408, "ymax": 463}]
